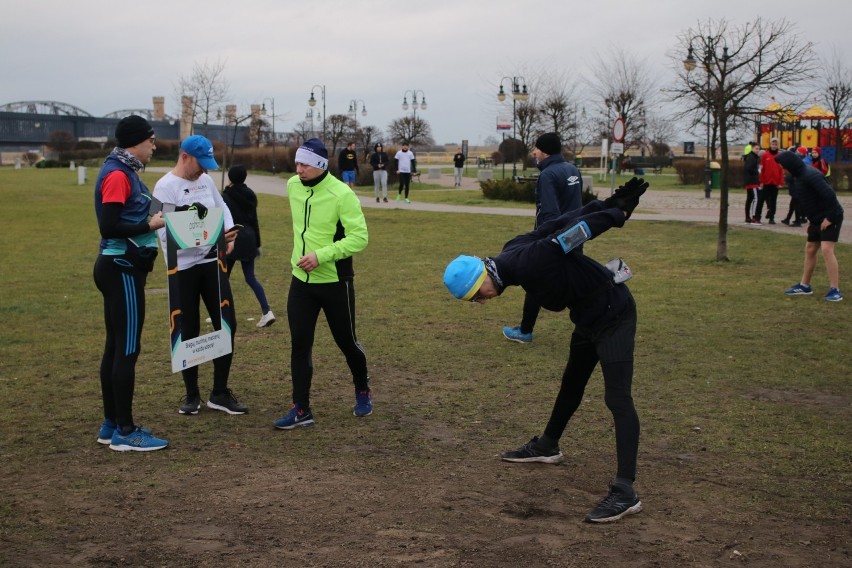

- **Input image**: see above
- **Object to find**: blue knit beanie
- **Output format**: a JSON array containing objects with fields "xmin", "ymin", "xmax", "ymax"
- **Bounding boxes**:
[{"xmin": 443, "ymin": 255, "xmax": 486, "ymax": 301}]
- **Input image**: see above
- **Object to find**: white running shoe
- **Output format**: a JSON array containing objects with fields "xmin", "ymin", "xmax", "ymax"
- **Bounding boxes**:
[{"xmin": 257, "ymin": 310, "xmax": 276, "ymax": 328}]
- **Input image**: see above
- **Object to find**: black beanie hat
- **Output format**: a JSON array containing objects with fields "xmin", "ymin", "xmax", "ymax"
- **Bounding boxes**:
[
  {"xmin": 115, "ymin": 115, "xmax": 154, "ymax": 149},
  {"xmin": 228, "ymin": 165, "xmax": 247, "ymax": 185},
  {"xmin": 535, "ymin": 132, "xmax": 561, "ymax": 156}
]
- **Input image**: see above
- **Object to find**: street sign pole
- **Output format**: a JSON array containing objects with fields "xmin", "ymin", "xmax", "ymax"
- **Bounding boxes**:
[{"xmin": 610, "ymin": 117, "xmax": 626, "ymax": 196}]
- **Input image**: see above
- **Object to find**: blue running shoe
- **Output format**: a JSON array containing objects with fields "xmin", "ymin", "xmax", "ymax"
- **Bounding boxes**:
[
  {"xmin": 502, "ymin": 325, "xmax": 533, "ymax": 344},
  {"xmin": 274, "ymin": 404, "xmax": 315, "ymax": 429},
  {"xmin": 824, "ymin": 288, "xmax": 843, "ymax": 302},
  {"xmin": 109, "ymin": 426, "xmax": 168, "ymax": 452},
  {"xmin": 784, "ymin": 283, "xmax": 813, "ymax": 296},
  {"xmin": 97, "ymin": 419, "xmax": 116, "ymax": 445},
  {"xmin": 353, "ymin": 389, "xmax": 373, "ymax": 417}
]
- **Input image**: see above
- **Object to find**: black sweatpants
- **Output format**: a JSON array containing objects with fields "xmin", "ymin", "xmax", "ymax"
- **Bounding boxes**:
[
  {"xmin": 398, "ymin": 172, "xmax": 412, "ymax": 198},
  {"xmin": 93, "ymin": 255, "xmax": 148, "ymax": 430},
  {"xmin": 543, "ymin": 297, "xmax": 639, "ymax": 481},
  {"xmin": 519, "ymin": 291, "xmax": 542, "ymax": 334},
  {"xmin": 176, "ymin": 260, "xmax": 236, "ymax": 397},
  {"xmin": 287, "ymin": 276, "xmax": 369, "ymax": 408}
]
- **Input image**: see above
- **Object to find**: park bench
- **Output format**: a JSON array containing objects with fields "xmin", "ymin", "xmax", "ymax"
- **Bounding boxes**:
[
  {"xmin": 514, "ymin": 175, "xmax": 539, "ymax": 183},
  {"xmin": 623, "ymin": 157, "xmax": 664, "ymax": 175}
]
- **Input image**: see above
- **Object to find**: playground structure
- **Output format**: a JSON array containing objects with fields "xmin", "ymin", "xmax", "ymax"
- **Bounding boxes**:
[{"xmin": 756, "ymin": 100, "xmax": 852, "ymax": 162}]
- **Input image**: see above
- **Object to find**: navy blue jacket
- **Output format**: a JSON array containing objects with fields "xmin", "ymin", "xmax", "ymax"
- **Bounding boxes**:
[
  {"xmin": 775, "ymin": 151, "xmax": 844, "ymax": 225},
  {"xmin": 491, "ymin": 200, "xmax": 632, "ymax": 329},
  {"xmin": 534, "ymin": 154, "xmax": 583, "ymax": 227}
]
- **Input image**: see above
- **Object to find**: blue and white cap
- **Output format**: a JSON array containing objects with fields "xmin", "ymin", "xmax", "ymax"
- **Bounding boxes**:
[
  {"xmin": 295, "ymin": 138, "xmax": 329, "ymax": 171},
  {"xmin": 181, "ymin": 135, "xmax": 219, "ymax": 170},
  {"xmin": 443, "ymin": 255, "xmax": 486, "ymax": 301}
]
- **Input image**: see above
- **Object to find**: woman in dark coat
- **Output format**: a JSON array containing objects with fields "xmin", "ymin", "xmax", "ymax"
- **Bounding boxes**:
[{"xmin": 223, "ymin": 165, "xmax": 275, "ymax": 327}]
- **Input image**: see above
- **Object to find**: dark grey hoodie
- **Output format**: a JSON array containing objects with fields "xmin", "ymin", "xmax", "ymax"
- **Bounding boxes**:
[{"xmin": 774, "ymin": 151, "xmax": 844, "ymax": 226}]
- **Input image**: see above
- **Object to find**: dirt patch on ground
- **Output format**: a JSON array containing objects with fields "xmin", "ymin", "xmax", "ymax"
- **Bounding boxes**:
[{"xmin": 2, "ymin": 361, "xmax": 850, "ymax": 567}]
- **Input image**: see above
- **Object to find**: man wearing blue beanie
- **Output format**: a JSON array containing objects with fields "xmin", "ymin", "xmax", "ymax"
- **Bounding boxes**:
[{"xmin": 443, "ymin": 177, "xmax": 648, "ymax": 524}]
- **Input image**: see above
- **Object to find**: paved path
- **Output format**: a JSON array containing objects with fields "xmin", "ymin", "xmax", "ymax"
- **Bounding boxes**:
[{"xmin": 147, "ymin": 167, "xmax": 851, "ymax": 244}]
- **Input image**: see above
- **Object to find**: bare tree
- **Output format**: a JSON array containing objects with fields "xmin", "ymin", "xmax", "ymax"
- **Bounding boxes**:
[
  {"xmin": 174, "ymin": 59, "xmax": 230, "ymax": 137},
  {"xmin": 292, "ymin": 120, "xmax": 313, "ymax": 146},
  {"xmin": 360, "ymin": 125, "xmax": 383, "ymax": 160},
  {"xmin": 644, "ymin": 114, "xmax": 676, "ymax": 156},
  {"xmin": 327, "ymin": 114, "xmax": 355, "ymax": 156},
  {"xmin": 669, "ymin": 17, "xmax": 817, "ymax": 261},
  {"xmin": 819, "ymin": 46, "xmax": 852, "ymax": 163},
  {"xmin": 589, "ymin": 48, "xmax": 658, "ymax": 152},
  {"xmin": 387, "ymin": 116, "xmax": 434, "ymax": 146}
]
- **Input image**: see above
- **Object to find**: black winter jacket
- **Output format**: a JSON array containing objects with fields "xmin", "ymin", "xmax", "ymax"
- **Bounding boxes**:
[{"xmin": 775, "ymin": 151, "xmax": 844, "ymax": 226}]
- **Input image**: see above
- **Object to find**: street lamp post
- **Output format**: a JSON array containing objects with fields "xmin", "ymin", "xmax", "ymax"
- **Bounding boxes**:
[
  {"xmin": 401, "ymin": 90, "xmax": 427, "ymax": 121},
  {"xmin": 308, "ymin": 84, "xmax": 326, "ymax": 142},
  {"xmin": 497, "ymin": 76, "xmax": 529, "ymax": 179},
  {"xmin": 683, "ymin": 39, "xmax": 726, "ymax": 199},
  {"xmin": 260, "ymin": 97, "xmax": 276, "ymax": 174},
  {"xmin": 348, "ymin": 99, "xmax": 368, "ymax": 140}
]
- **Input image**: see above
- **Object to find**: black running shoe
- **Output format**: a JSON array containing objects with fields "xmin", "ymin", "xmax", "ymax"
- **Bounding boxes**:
[
  {"xmin": 178, "ymin": 394, "xmax": 202, "ymax": 415},
  {"xmin": 585, "ymin": 483, "xmax": 643, "ymax": 523},
  {"xmin": 207, "ymin": 389, "xmax": 248, "ymax": 415},
  {"xmin": 500, "ymin": 436, "xmax": 564, "ymax": 464}
]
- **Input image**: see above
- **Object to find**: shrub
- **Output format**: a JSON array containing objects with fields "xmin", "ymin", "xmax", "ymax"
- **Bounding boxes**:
[{"xmin": 479, "ymin": 179, "xmax": 599, "ymax": 205}]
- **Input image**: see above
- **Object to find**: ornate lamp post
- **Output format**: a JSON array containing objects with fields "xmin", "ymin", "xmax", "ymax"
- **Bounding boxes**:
[
  {"xmin": 497, "ymin": 76, "xmax": 529, "ymax": 178},
  {"xmin": 401, "ymin": 89, "xmax": 427, "ymax": 120},
  {"xmin": 260, "ymin": 97, "xmax": 275, "ymax": 174},
  {"xmin": 683, "ymin": 39, "xmax": 726, "ymax": 199},
  {"xmin": 308, "ymin": 84, "xmax": 326, "ymax": 141},
  {"xmin": 348, "ymin": 99, "xmax": 368, "ymax": 139}
]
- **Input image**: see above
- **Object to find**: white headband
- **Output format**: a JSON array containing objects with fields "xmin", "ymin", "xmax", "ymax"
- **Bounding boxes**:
[{"xmin": 295, "ymin": 147, "xmax": 328, "ymax": 171}]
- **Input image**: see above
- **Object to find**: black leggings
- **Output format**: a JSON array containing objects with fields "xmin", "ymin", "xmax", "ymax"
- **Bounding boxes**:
[
  {"xmin": 398, "ymin": 172, "xmax": 411, "ymax": 198},
  {"xmin": 287, "ymin": 276, "xmax": 368, "ymax": 408},
  {"xmin": 93, "ymin": 255, "xmax": 149, "ymax": 430},
  {"xmin": 519, "ymin": 291, "xmax": 542, "ymax": 334},
  {"xmin": 176, "ymin": 261, "xmax": 236, "ymax": 396},
  {"xmin": 543, "ymin": 299, "xmax": 639, "ymax": 481}
]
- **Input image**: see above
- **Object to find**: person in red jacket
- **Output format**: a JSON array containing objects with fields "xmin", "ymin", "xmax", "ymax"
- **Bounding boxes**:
[
  {"xmin": 758, "ymin": 137, "xmax": 784, "ymax": 224},
  {"xmin": 810, "ymin": 147, "xmax": 829, "ymax": 176}
]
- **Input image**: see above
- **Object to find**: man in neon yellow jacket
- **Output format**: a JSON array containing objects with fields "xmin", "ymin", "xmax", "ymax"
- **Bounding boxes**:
[{"xmin": 275, "ymin": 138, "xmax": 372, "ymax": 430}]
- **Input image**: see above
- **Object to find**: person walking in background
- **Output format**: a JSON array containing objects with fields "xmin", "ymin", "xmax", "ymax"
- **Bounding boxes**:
[
  {"xmin": 776, "ymin": 150, "xmax": 844, "ymax": 302},
  {"xmin": 759, "ymin": 137, "xmax": 784, "ymax": 224},
  {"xmin": 222, "ymin": 165, "xmax": 275, "ymax": 328},
  {"xmin": 338, "ymin": 141, "xmax": 359, "ymax": 189},
  {"xmin": 782, "ymin": 146, "xmax": 808, "ymax": 226},
  {"xmin": 395, "ymin": 141, "xmax": 415, "ymax": 203},
  {"xmin": 275, "ymin": 138, "xmax": 372, "ymax": 430},
  {"xmin": 502, "ymin": 133, "xmax": 582, "ymax": 344},
  {"xmin": 452, "ymin": 146, "xmax": 466, "ymax": 187},
  {"xmin": 809, "ymin": 147, "xmax": 829, "ymax": 177},
  {"xmin": 743, "ymin": 142, "xmax": 762, "ymax": 224},
  {"xmin": 443, "ymin": 177, "xmax": 650, "ymax": 523},
  {"xmin": 370, "ymin": 143, "xmax": 389, "ymax": 202},
  {"xmin": 154, "ymin": 135, "xmax": 249, "ymax": 416},
  {"xmin": 93, "ymin": 115, "xmax": 168, "ymax": 452}
]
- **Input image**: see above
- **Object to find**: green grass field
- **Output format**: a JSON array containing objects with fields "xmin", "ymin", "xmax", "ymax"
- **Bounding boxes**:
[{"xmin": 0, "ymin": 166, "xmax": 849, "ymax": 565}]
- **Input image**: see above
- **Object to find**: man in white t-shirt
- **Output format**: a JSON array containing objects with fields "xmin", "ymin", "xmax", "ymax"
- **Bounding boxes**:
[
  {"xmin": 154, "ymin": 135, "xmax": 248, "ymax": 417},
  {"xmin": 394, "ymin": 141, "xmax": 416, "ymax": 203}
]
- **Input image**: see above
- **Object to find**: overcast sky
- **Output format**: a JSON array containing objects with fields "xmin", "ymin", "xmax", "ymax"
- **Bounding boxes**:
[{"xmin": 2, "ymin": 0, "xmax": 849, "ymax": 146}]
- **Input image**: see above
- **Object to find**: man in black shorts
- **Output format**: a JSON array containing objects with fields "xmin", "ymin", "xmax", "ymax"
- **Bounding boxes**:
[{"xmin": 776, "ymin": 151, "xmax": 844, "ymax": 302}]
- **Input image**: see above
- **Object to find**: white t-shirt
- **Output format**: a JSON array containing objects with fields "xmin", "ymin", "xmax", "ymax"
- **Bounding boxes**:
[
  {"xmin": 395, "ymin": 149, "xmax": 415, "ymax": 173},
  {"xmin": 153, "ymin": 171, "xmax": 234, "ymax": 271}
]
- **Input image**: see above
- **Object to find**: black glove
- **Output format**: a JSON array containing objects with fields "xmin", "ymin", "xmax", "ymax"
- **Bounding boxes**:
[
  {"xmin": 176, "ymin": 202, "xmax": 209, "ymax": 220},
  {"xmin": 604, "ymin": 177, "xmax": 649, "ymax": 218}
]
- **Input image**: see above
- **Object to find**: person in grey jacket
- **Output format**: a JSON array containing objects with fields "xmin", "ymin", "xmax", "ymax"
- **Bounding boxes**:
[
  {"xmin": 502, "ymin": 133, "xmax": 583, "ymax": 343},
  {"xmin": 775, "ymin": 150, "xmax": 844, "ymax": 302}
]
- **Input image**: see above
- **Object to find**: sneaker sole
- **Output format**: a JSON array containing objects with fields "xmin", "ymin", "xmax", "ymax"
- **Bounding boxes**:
[
  {"xmin": 501, "ymin": 452, "xmax": 564, "ymax": 464},
  {"xmin": 178, "ymin": 407, "xmax": 200, "ymax": 415},
  {"xmin": 585, "ymin": 500, "xmax": 643, "ymax": 523},
  {"xmin": 97, "ymin": 437, "xmax": 112, "ymax": 445},
  {"xmin": 274, "ymin": 419, "xmax": 315, "ymax": 430},
  {"xmin": 256, "ymin": 319, "xmax": 276, "ymax": 328},
  {"xmin": 825, "ymin": 297, "xmax": 843, "ymax": 302},
  {"xmin": 784, "ymin": 291, "xmax": 813, "ymax": 296},
  {"xmin": 108, "ymin": 442, "xmax": 168, "ymax": 452},
  {"xmin": 353, "ymin": 408, "xmax": 373, "ymax": 417},
  {"xmin": 207, "ymin": 401, "xmax": 248, "ymax": 415}
]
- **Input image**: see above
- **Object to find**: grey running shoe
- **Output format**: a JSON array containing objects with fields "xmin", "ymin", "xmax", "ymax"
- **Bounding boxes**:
[{"xmin": 585, "ymin": 483, "xmax": 643, "ymax": 523}]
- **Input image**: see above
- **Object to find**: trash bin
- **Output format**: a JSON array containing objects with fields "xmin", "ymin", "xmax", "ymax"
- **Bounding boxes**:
[
  {"xmin": 575, "ymin": 154, "xmax": 584, "ymax": 167},
  {"xmin": 710, "ymin": 161, "xmax": 721, "ymax": 189}
]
